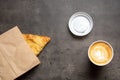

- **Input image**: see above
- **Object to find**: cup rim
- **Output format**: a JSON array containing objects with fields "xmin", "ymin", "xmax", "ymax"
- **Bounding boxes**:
[{"xmin": 88, "ymin": 40, "xmax": 114, "ymax": 66}]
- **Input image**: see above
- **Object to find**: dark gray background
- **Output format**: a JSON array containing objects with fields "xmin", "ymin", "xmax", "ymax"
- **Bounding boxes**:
[{"xmin": 0, "ymin": 0, "xmax": 120, "ymax": 80}]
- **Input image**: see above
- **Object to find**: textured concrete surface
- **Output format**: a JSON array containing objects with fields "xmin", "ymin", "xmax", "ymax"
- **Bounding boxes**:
[{"xmin": 0, "ymin": 0, "xmax": 120, "ymax": 80}]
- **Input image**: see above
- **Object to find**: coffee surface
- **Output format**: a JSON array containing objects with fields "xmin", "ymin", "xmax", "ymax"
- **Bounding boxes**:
[{"xmin": 89, "ymin": 42, "xmax": 112, "ymax": 65}]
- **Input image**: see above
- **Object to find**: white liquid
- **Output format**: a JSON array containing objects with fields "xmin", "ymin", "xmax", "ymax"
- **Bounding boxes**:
[
  {"xmin": 94, "ymin": 50, "xmax": 105, "ymax": 60},
  {"xmin": 71, "ymin": 16, "xmax": 90, "ymax": 33}
]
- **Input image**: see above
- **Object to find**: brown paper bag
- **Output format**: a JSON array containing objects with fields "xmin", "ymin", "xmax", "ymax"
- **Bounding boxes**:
[{"xmin": 0, "ymin": 26, "xmax": 40, "ymax": 80}]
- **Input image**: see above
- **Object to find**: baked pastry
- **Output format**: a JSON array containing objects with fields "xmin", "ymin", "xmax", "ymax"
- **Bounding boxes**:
[{"xmin": 23, "ymin": 34, "xmax": 50, "ymax": 56}]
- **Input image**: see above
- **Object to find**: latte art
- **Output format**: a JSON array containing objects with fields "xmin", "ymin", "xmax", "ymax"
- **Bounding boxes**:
[{"xmin": 88, "ymin": 41, "xmax": 113, "ymax": 66}]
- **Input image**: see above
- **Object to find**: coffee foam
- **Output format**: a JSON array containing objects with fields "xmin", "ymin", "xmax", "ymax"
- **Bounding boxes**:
[{"xmin": 88, "ymin": 41, "xmax": 113, "ymax": 66}]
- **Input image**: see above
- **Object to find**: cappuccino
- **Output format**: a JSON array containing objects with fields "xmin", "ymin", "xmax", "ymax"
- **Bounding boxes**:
[{"xmin": 88, "ymin": 40, "xmax": 113, "ymax": 66}]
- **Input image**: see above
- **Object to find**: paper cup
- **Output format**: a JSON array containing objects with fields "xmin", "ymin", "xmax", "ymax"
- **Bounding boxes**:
[{"xmin": 88, "ymin": 40, "xmax": 114, "ymax": 66}]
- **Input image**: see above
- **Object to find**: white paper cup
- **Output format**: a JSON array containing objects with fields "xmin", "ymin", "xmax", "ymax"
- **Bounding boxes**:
[
  {"xmin": 68, "ymin": 12, "xmax": 93, "ymax": 36},
  {"xmin": 88, "ymin": 40, "xmax": 114, "ymax": 66}
]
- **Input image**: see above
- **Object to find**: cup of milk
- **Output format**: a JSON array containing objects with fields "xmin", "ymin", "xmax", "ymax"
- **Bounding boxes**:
[{"xmin": 68, "ymin": 12, "xmax": 93, "ymax": 36}]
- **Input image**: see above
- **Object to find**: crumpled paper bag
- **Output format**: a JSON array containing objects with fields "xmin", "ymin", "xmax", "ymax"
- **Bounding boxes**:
[{"xmin": 0, "ymin": 26, "xmax": 40, "ymax": 80}]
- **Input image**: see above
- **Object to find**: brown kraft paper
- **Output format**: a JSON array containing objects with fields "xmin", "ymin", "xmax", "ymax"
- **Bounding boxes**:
[{"xmin": 0, "ymin": 26, "xmax": 40, "ymax": 80}]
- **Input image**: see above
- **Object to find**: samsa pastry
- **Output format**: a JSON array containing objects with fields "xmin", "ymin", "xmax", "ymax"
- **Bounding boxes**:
[{"xmin": 23, "ymin": 34, "xmax": 50, "ymax": 56}]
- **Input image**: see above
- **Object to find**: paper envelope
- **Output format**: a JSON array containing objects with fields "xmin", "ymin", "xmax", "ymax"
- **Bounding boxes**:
[{"xmin": 0, "ymin": 26, "xmax": 40, "ymax": 80}]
